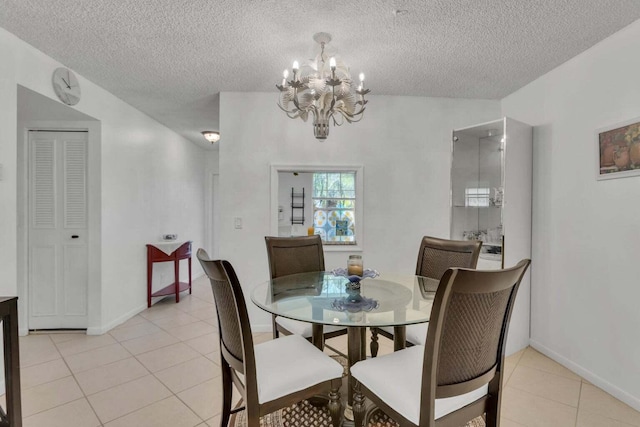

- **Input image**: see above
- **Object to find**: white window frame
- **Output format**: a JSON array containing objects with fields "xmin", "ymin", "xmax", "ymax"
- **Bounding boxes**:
[
  {"xmin": 465, "ymin": 187, "xmax": 490, "ymax": 207},
  {"xmin": 270, "ymin": 164, "xmax": 364, "ymax": 252}
]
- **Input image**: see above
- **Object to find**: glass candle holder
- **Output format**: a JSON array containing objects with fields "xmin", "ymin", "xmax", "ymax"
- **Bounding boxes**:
[{"xmin": 347, "ymin": 255, "xmax": 363, "ymax": 276}]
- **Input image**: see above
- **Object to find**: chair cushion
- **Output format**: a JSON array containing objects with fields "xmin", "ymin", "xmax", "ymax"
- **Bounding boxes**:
[
  {"xmin": 276, "ymin": 317, "xmax": 346, "ymax": 338},
  {"xmin": 350, "ymin": 345, "xmax": 488, "ymax": 424},
  {"xmin": 406, "ymin": 323, "xmax": 428, "ymax": 346},
  {"xmin": 254, "ymin": 334, "xmax": 344, "ymax": 404},
  {"xmin": 378, "ymin": 324, "xmax": 428, "ymax": 346}
]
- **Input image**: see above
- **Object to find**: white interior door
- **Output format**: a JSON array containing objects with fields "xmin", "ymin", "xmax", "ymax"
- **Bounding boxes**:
[{"xmin": 28, "ymin": 131, "xmax": 88, "ymax": 329}]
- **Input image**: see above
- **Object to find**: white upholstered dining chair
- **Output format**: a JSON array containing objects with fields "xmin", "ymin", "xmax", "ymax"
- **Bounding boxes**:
[
  {"xmin": 352, "ymin": 259, "xmax": 530, "ymax": 427},
  {"xmin": 197, "ymin": 249, "xmax": 344, "ymax": 427},
  {"xmin": 370, "ymin": 236, "xmax": 482, "ymax": 356},
  {"xmin": 265, "ymin": 236, "xmax": 347, "ymax": 350}
]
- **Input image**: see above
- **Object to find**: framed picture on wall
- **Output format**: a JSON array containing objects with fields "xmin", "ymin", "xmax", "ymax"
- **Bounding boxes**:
[{"xmin": 596, "ymin": 116, "xmax": 640, "ymax": 180}]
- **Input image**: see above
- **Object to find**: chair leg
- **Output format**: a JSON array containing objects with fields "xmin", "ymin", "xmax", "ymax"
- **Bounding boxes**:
[
  {"xmin": 370, "ymin": 328, "xmax": 379, "ymax": 358},
  {"xmin": 246, "ymin": 413, "xmax": 260, "ymax": 427},
  {"xmin": 271, "ymin": 314, "xmax": 279, "ymax": 339},
  {"xmin": 485, "ymin": 393, "xmax": 499, "ymax": 427},
  {"xmin": 353, "ymin": 382, "xmax": 366, "ymax": 427},
  {"xmin": 312, "ymin": 324, "xmax": 325, "ymax": 350},
  {"xmin": 220, "ymin": 362, "xmax": 233, "ymax": 427},
  {"xmin": 328, "ymin": 381, "xmax": 342, "ymax": 427}
]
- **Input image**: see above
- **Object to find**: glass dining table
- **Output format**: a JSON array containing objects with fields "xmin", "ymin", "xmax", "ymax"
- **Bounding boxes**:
[{"xmin": 250, "ymin": 271, "xmax": 439, "ymax": 414}]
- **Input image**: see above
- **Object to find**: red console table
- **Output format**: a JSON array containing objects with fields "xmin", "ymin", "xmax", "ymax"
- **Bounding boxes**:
[{"xmin": 146, "ymin": 241, "xmax": 192, "ymax": 307}]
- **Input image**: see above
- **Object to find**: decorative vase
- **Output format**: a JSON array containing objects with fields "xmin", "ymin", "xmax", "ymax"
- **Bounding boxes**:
[
  {"xmin": 601, "ymin": 143, "xmax": 615, "ymax": 167},
  {"xmin": 614, "ymin": 146, "xmax": 630, "ymax": 170},
  {"xmin": 630, "ymin": 141, "xmax": 640, "ymax": 166}
]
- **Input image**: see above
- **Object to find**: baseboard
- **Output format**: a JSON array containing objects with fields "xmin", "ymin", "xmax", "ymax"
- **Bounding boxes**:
[
  {"xmin": 86, "ymin": 303, "xmax": 147, "ymax": 335},
  {"xmin": 529, "ymin": 339, "xmax": 640, "ymax": 412},
  {"xmin": 19, "ymin": 328, "xmax": 29, "ymax": 337},
  {"xmin": 85, "ymin": 276, "xmax": 207, "ymax": 335}
]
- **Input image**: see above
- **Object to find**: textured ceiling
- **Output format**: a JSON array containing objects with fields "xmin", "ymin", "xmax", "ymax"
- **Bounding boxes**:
[{"xmin": 2, "ymin": 1, "xmax": 640, "ymax": 148}]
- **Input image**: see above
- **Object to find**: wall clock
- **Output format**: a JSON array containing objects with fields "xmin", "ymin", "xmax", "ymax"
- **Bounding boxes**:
[{"xmin": 52, "ymin": 67, "xmax": 81, "ymax": 106}]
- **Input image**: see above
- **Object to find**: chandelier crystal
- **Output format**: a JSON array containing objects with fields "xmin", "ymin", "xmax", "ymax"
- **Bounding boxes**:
[{"xmin": 276, "ymin": 33, "xmax": 370, "ymax": 141}]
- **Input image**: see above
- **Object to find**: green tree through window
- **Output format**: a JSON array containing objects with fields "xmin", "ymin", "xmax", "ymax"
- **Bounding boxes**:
[{"xmin": 312, "ymin": 172, "xmax": 356, "ymax": 244}]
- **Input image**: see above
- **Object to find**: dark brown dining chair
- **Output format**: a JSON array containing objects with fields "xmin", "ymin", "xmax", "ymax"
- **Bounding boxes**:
[
  {"xmin": 370, "ymin": 236, "xmax": 482, "ymax": 357},
  {"xmin": 265, "ymin": 236, "xmax": 347, "ymax": 349},
  {"xmin": 196, "ymin": 249, "xmax": 343, "ymax": 427},
  {"xmin": 352, "ymin": 259, "xmax": 531, "ymax": 427}
]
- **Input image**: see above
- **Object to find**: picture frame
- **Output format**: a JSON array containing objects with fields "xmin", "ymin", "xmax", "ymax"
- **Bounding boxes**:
[{"xmin": 596, "ymin": 116, "xmax": 640, "ymax": 180}]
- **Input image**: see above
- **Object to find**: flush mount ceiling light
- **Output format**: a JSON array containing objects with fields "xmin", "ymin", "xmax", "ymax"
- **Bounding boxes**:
[
  {"xmin": 201, "ymin": 131, "xmax": 220, "ymax": 143},
  {"xmin": 276, "ymin": 32, "xmax": 371, "ymax": 141}
]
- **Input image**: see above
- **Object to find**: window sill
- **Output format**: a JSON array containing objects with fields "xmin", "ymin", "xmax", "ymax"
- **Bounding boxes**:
[{"xmin": 324, "ymin": 244, "xmax": 362, "ymax": 252}]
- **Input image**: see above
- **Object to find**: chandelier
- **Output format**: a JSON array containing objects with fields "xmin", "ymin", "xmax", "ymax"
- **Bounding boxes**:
[{"xmin": 276, "ymin": 33, "xmax": 370, "ymax": 141}]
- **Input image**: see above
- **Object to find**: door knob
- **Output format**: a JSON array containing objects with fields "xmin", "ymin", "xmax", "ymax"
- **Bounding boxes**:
[{"xmin": 71, "ymin": 235, "xmax": 79, "ymax": 239}]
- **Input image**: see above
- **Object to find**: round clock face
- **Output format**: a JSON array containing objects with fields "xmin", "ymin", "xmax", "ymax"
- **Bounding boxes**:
[{"xmin": 52, "ymin": 67, "xmax": 81, "ymax": 106}]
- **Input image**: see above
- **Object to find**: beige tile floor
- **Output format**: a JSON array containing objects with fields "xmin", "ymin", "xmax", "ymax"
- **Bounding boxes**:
[{"xmin": 9, "ymin": 275, "xmax": 640, "ymax": 427}]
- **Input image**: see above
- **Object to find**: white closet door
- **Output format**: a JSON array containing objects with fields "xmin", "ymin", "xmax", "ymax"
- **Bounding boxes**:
[{"xmin": 28, "ymin": 131, "xmax": 88, "ymax": 329}]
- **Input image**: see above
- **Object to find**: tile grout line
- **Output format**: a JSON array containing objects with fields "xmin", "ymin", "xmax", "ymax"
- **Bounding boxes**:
[
  {"xmin": 17, "ymin": 289, "xmax": 215, "ymax": 425},
  {"xmin": 55, "ymin": 329, "xmax": 186, "ymax": 426},
  {"xmin": 61, "ymin": 316, "xmax": 209, "ymax": 426},
  {"xmin": 515, "ymin": 361, "xmax": 582, "ymax": 382},
  {"xmin": 574, "ymin": 381, "xmax": 583, "ymax": 427},
  {"xmin": 51, "ymin": 333, "xmax": 105, "ymax": 427},
  {"xmin": 119, "ymin": 308, "xmax": 220, "ymax": 425},
  {"xmin": 575, "ymin": 381, "xmax": 639, "ymax": 427},
  {"xmin": 141, "ymin": 352, "xmax": 207, "ymax": 424}
]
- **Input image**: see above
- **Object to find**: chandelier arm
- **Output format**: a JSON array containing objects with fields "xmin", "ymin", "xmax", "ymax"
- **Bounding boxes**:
[
  {"xmin": 345, "ymin": 112, "xmax": 365, "ymax": 123},
  {"xmin": 332, "ymin": 113, "xmax": 345, "ymax": 127},
  {"xmin": 334, "ymin": 106, "xmax": 366, "ymax": 124},
  {"xmin": 277, "ymin": 101, "xmax": 300, "ymax": 116},
  {"xmin": 292, "ymin": 90, "xmax": 302, "ymax": 112}
]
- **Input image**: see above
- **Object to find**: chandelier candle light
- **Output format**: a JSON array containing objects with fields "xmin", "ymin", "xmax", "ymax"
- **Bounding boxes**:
[{"xmin": 276, "ymin": 32, "xmax": 370, "ymax": 141}]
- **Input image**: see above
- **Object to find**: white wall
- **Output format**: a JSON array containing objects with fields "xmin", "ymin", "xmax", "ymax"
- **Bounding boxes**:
[
  {"xmin": 278, "ymin": 171, "xmax": 314, "ymax": 233},
  {"xmin": 502, "ymin": 19, "xmax": 640, "ymax": 410},
  {"xmin": 204, "ymin": 150, "xmax": 220, "ymax": 258},
  {"xmin": 0, "ymin": 27, "xmax": 208, "ymax": 333},
  {"xmin": 218, "ymin": 92, "xmax": 506, "ymax": 333}
]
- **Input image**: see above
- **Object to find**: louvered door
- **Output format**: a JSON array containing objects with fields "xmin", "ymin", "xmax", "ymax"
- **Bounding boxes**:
[{"xmin": 28, "ymin": 131, "xmax": 88, "ymax": 329}]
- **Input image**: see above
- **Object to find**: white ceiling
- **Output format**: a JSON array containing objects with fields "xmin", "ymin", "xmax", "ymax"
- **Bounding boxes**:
[{"xmin": 2, "ymin": 1, "xmax": 640, "ymax": 148}]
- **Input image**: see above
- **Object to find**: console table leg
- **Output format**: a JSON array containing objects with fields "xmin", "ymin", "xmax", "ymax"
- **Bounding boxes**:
[
  {"xmin": 174, "ymin": 257, "xmax": 180, "ymax": 303},
  {"xmin": 188, "ymin": 256, "xmax": 192, "ymax": 294},
  {"xmin": 146, "ymin": 248, "xmax": 153, "ymax": 308}
]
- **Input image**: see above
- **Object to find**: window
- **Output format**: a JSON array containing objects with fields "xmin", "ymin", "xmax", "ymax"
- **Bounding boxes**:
[
  {"xmin": 312, "ymin": 172, "xmax": 356, "ymax": 245},
  {"xmin": 271, "ymin": 165, "xmax": 363, "ymax": 251},
  {"xmin": 465, "ymin": 187, "xmax": 490, "ymax": 207}
]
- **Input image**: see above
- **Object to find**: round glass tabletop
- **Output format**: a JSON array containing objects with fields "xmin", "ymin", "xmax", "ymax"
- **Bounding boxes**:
[{"xmin": 250, "ymin": 271, "xmax": 439, "ymax": 327}]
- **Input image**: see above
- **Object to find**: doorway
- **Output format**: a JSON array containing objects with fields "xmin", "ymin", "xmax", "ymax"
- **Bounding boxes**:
[
  {"xmin": 27, "ymin": 130, "xmax": 88, "ymax": 329},
  {"xmin": 17, "ymin": 86, "xmax": 102, "ymax": 335}
]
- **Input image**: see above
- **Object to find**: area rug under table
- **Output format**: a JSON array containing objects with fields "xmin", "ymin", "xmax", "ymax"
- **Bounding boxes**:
[{"xmin": 232, "ymin": 399, "xmax": 485, "ymax": 427}]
